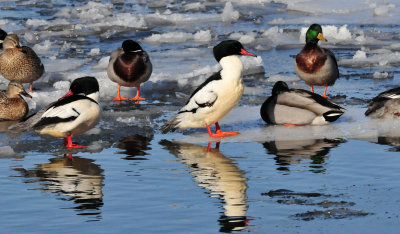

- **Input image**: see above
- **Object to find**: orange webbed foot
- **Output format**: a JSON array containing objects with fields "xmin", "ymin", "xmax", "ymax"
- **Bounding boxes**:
[
  {"xmin": 283, "ymin": 123, "xmax": 298, "ymax": 127},
  {"xmin": 112, "ymin": 95, "xmax": 128, "ymax": 101},
  {"xmin": 209, "ymin": 130, "xmax": 239, "ymax": 138}
]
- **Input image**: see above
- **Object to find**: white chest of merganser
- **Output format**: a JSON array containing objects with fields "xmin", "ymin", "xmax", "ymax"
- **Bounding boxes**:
[{"xmin": 161, "ymin": 40, "xmax": 256, "ymax": 138}]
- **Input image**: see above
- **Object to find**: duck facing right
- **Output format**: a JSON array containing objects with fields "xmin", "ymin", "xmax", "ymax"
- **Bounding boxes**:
[{"xmin": 260, "ymin": 81, "xmax": 344, "ymax": 126}]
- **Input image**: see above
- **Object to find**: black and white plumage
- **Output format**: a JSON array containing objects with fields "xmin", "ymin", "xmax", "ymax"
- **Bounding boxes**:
[
  {"xmin": 260, "ymin": 81, "xmax": 344, "ymax": 126},
  {"xmin": 107, "ymin": 40, "xmax": 152, "ymax": 102},
  {"xmin": 160, "ymin": 40, "xmax": 256, "ymax": 138},
  {"xmin": 365, "ymin": 87, "xmax": 400, "ymax": 118},
  {"xmin": 10, "ymin": 76, "xmax": 100, "ymax": 148}
]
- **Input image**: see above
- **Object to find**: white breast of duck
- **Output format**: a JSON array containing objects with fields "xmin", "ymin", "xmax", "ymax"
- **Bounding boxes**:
[
  {"xmin": 34, "ymin": 92, "xmax": 100, "ymax": 138},
  {"xmin": 178, "ymin": 55, "xmax": 244, "ymax": 128}
]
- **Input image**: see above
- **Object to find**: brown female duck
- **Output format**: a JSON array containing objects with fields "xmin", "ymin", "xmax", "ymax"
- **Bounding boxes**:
[
  {"xmin": 0, "ymin": 81, "xmax": 31, "ymax": 121},
  {"xmin": 0, "ymin": 33, "xmax": 44, "ymax": 93}
]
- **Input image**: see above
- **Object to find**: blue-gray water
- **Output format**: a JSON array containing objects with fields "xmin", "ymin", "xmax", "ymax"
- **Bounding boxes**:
[{"xmin": 1, "ymin": 0, "xmax": 400, "ymax": 233}]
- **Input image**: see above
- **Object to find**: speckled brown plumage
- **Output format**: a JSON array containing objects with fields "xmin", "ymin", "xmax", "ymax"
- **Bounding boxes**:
[
  {"xmin": 0, "ymin": 34, "xmax": 44, "ymax": 91},
  {"xmin": 0, "ymin": 81, "xmax": 31, "ymax": 121}
]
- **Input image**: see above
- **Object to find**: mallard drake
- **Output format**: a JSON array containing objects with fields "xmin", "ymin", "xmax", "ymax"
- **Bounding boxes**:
[
  {"xmin": 260, "ymin": 81, "xmax": 344, "ymax": 126},
  {"xmin": 0, "ymin": 33, "xmax": 44, "ymax": 93},
  {"xmin": 294, "ymin": 24, "xmax": 339, "ymax": 98},
  {"xmin": 365, "ymin": 87, "xmax": 400, "ymax": 118},
  {"xmin": 107, "ymin": 40, "xmax": 152, "ymax": 103},
  {"xmin": 10, "ymin": 77, "xmax": 100, "ymax": 148},
  {"xmin": 160, "ymin": 40, "xmax": 256, "ymax": 138},
  {"xmin": 0, "ymin": 81, "xmax": 31, "ymax": 121}
]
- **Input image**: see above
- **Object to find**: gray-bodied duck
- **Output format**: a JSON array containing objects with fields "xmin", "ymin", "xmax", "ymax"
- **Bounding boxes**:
[
  {"xmin": 260, "ymin": 81, "xmax": 344, "ymax": 126},
  {"xmin": 365, "ymin": 87, "xmax": 400, "ymax": 118},
  {"xmin": 294, "ymin": 24, "xmax": 339, "ymax": 98},
  {"xmin": 107, "ymin": 40, "xmax": 152, "ymax": 103},
  {"xmin": 0, "ymin": 33, "xmax": 44, "ymax": 93},
  {"xmin": 0, "ymin": 81, "xmax": 32, "ymax": 121}
]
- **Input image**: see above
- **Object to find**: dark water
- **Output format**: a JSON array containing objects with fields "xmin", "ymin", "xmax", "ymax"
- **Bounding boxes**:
[{"xmin": 1, "ymin": 0, "xmax": 400, "ymax": 233}]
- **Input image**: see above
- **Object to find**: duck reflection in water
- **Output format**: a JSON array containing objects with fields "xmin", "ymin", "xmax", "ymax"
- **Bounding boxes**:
[
  {"xmin": 114, "ymin": 134, "xmax": 153, "ymax": 160},
  {"xmin": 15, "ymin": 154, "xmax": 104, "ymax": 220},
  {"xmin": 159, "ymin": 140, "xmax": 250, "ymax": 232},
  {"xmin": 374, "ymin": 136, "xmax": 400, "ymax": 152},
  {"xmin": 263, "ymin": 138, "xmax": 345, "ymax": 172}
]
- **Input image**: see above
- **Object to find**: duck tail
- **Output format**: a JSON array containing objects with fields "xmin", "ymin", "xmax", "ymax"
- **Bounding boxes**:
[
  {"xmin": 160, "ymin": 115, "xmax": 180, "ymax": 134},
  {"xmin": 8, "ymin": 110, "xmax": 42, "ymax": 133},
  {"xmin": 323, "ymin": 110, "xmax": 344, "ymax": 122}
]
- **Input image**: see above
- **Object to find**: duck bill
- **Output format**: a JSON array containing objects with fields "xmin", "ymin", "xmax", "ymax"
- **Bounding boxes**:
[
  {"xmin": 240, "ymin": 48, "xmax": 256, "ymax": 57},
  {"xmin": 21, "ymin": 91, "xmax": 32, "ymax": 98},
  {"xmin": 60, "ymin": 89, "xmax": 73, "ymax": 100},
  {"xmin": 317, "ymin": 33, "xmax": 327, "ymax": 42}
]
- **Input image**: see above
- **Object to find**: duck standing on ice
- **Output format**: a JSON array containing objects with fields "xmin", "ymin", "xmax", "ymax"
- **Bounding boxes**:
[
  {"xmin": 294, "ymin": 24, "xmax": 339, "ymax": 98},
  {"xmin": 10, "ymin": 76, "xmax": 101, "ymax": 148},
  {"xmin": 107, "ymin": 40, "xmax": 152, "ymax": 103},
  {"xmin": 161, "ymin": 40, "xmax": 256, "ymax": 138},
  {"xmin": 0, "ymin": 32, "xmax": 44, "ymax": 93}
]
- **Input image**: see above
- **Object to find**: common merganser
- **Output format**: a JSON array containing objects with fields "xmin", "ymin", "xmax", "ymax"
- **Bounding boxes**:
[
  {"xmin": 160, "ymin": 40, "xmax": 256, "ymax": 138},
  {"xmin": 107, "ymin": 40, "xmax": 152, "ymax": 103},
  {"xmin": 294, "ymin": 24, "xmax": 339, "ymax": 98},
  {"xmin": 10, "ymin": 76, "xmax": 100, "ymax": 148}
]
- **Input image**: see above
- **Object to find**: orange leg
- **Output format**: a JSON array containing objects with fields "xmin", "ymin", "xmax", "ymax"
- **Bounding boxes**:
[
  {"xmin": 206, "ymin": 122, "xmax": 238, "ymax": 138},
  {"xmin": 129, "ymin": 85, "xmax": 146, "ymax": 103},
  {"xmin": 65, "ymin": 135, "xmax": 86, "ymax": 149},
  {"xmin": 321, "ymin": 85, "xmax": 328, "ymax": 98},
  {"xmin": 310, "ymin": 85, "xmax": 314, "ymax": 93},
  {"xmin": 29, "ymin": 82, "xmax": 34, "ymax": 93},
  {"xmin": 112, "ymin": 84, "xmax": 128, "ymax": 101}
]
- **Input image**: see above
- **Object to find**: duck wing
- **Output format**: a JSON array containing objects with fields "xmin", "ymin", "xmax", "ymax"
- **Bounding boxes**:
[
  {"xmin": 365, "ymin": 87, "xmax": 400, "ymax": 116},
  {"xmin": 277, "ymin": 89, "xmax": 343, "ymax": 115},
  {"xmin": 179, "ymin": 72, "xmax": 221, "ymax": 114},
  {"xmin": 324, "ymin": 48, "xmax": 339, "ymax": 77},
  {"xmin": 33, "ymin": 95, "xmax": 94, "ymax": 130},
  {"xmin": 0, "ymin": 91, "xmax": 9, "ymax": 105}
]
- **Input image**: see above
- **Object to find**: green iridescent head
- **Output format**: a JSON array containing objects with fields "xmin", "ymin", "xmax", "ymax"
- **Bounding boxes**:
[{"xmin": 305, "ymin": 24, "xmax": 327, "ymax": 44}]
